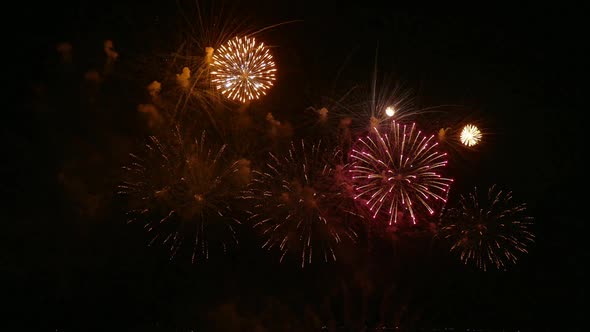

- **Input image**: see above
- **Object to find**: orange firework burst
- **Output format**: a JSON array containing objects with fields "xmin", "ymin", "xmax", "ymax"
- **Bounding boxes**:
[{"xmin": 210, "ymin": 36, "xmax": 277, "ymax": 103}]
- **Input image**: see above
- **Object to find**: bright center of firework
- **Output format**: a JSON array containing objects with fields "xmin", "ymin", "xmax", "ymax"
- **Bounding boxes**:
[
  {"xmin": 210, "ymin": 36, "xmax": 277, "ymax": 103},
  {"xmin": 460, "ymin": 124, "xmax": 482, "ymax": 147},
  {"xmin": 301, "ymin": 186, "xmax": 318, "ymax": 209},
  {"xmin": 385, "ymin": 106, "xmax": 395, "ymax": 117}
]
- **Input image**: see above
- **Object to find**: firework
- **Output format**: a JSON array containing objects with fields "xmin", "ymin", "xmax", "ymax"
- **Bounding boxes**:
[
  {"xmin": 241, "ymin": 140, "xmax": 357, "ymax": 267},
  {"xmin": 189, "ymin": 1, "xmax": 251, "ymax": 54},
  {"xmin": 459, "ymin": 124, "xmax": 482, "ymax": 147},
  {"xmin": 118, "ymin": 127, "xmax": 243, "ymax": 262},
  {"xmin": 125, "ymin": 1, "xmax": 255, "ymax": 126},
  {"xmin": 440, "ymin": 185, "xmax": 535, "ymax": 271},
  {"xmin": 210, "ymin": 36, "xmax": 277, "ymax": 103},
  {"xmin": 349, "ymin": 121, "xmax": 453, "ymax": 225},
  {"xmin": 311, "ymin": 79, "xmax": 459, "ymax": 159},
  {"xmin": 337, "ymin": 82, "xmax": 415, "ymax": 135}
]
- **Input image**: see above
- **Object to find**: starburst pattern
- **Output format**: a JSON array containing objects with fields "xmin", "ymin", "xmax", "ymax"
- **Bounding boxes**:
[
  {"xmin": 349, "ymin": 121, "xmax": 453, "ymax": 224},
  {"xmin": 118, "ymin": 127, "xmax": 243, "ymax": 262},
  {"xmin": 440, "ymin": 185, "xmax": 535, "ymax": 271},
  {"xmin": 241, "ymin": 140, "xmax": 357, "ymax": 267},
  {"xmin": 459, "ymin": 124, "xmax": 482, "ymax": 147},
  {"xmin": 210, "ymin": 36, "xmax": 277, "ymax": 103}
]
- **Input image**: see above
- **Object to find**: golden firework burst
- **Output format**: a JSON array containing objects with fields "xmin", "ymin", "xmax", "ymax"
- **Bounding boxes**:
[
  {"xmin": 210, "ymin": 36, "xmax": 277, "ymax": 103},
  {"xmin": 460, "ymin": 124, "xmax": 482, "ymax": 147}
]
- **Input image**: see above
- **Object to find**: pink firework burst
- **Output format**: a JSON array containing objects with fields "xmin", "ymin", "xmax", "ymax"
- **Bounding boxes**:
[{"xmin": 349, "ymin": 121, "xmax": 453, "ymax": 225}]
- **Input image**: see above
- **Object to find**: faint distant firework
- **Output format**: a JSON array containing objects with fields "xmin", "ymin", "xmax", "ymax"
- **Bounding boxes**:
[
  {"xmin": 118, "ymin": 127, "xmax": 243, "ymax": 262},
  {"xmin": 459, "ymin": 124, "xmax": 482, "ymax": 147},
  {"xmin": 328, "ymin": 82, "xmax": 416, "ymax": 137},
  {"xmin": 241, "ymin": 140, "xmax": 357, "ymax": 267},
  {"xmin": 440, "ymin": 185, "xmax": 535, "ymax": 271},
  {"xmin": 305, "ymin": 74, "xmax": 456, "ymax": 157},
  {"xmin": 210, "ymin": 36, "xmax": 277, "ymax": 103},
  {"xmin": 349, "ymin": 121, "xmax": 453, "ymax": 225}
]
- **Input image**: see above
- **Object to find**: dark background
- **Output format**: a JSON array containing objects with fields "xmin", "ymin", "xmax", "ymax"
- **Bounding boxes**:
[{"xmin": 9, "ymin": 1, "xmax": 584, "ymax": 330}]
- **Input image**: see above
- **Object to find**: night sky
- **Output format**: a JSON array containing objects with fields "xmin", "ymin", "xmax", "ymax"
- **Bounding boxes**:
[{"xmin": 10, "ymin": 1, "xmax": 585, "ymax": 331}]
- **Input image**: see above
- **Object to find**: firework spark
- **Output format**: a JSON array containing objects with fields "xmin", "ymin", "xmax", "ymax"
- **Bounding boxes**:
[
  {"xmin": 210, "ymin": 36, "xmax": 277, "ymax": 103},
  {"xmin": 349, "ymin": 121, "xmax": 453, "ymax": 225},
  {"xmin": 440, "ymin": 185, "xmax": 535, "ymax": 271},
  {"xmin": 118, "ymin": 127, "xmax": 243, "ymax": 262},
  {"xmin": 460, "ymin": 124, "xmax": 482, "ymax": 147},
  {"xmin": 241, "ymin": 140, "xmax": 357, "ymax": 267},
  {"xmin": 338, "ymin": 83, "xmax": 415, "ymax": 135}
]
